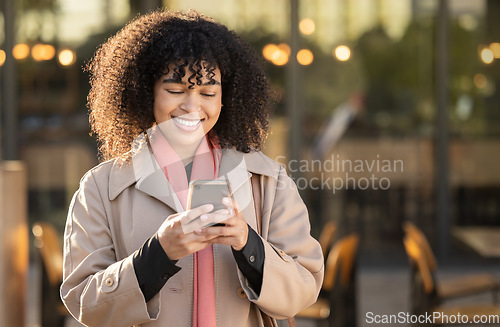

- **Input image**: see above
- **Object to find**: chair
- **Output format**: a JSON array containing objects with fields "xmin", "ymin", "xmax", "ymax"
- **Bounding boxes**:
[
  {"xmin": 403, "ymin": 235, "xmax": 500, "ymax": 325},
  {"xmin": 403, "ymin": 222, "xmax": 499, "ymax": 304},
  {"xmin": 32, "ymin": 222, "xmax": 69, "ymax": 327},
  {"xmin": 296, "ymin": 233, "xmax": 359, "ymax": 327},
  {"xmin": 318, "ymin": 221, "xmax": 337, "ymax": 259}
]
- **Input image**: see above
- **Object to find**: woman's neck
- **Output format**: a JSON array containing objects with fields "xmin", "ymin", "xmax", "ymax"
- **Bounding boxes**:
[
  {"xmin": 154, "ymin": 123, "xmax": 206, "ymax": 166},
  {"xmin": 171, "ymin": 138, "xmax": 203, "ymax": 166}
]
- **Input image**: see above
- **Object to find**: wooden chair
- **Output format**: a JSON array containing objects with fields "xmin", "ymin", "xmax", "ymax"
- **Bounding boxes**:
[
  {"xmin": 403, "ymin": 222, "xmax": 499, "ymax": 304},
  {"xmin": 297, "ymin": 233, "xmax": 359, "ymax": 327},
  {"xmin": 32, "ymin": 222, "xmax": 69, "ymax": 327},
  {"xmin": 403, "ymin": 235, "xmax": 500, "ymax": 325},
  {"xmin": 318, "ymin": 221, "xmax": 337, "ymax": 259}
]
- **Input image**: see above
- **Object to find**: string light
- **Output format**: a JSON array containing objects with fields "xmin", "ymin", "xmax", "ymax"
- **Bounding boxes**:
[
  {"xmin": 334, "ymin": 45, "xmax": 351, "ymax": 61},
  {"xmin": 297, "ymin": 49, "xmax": 313, "ymax": 65},
  {"xmin": 490, "ymin": 43, "xmax": 500, "ymax": 59},
  {"xmin": 58, "ymin": 49, "xmax": 76, "ymax": 66},
  {"xmin": 299, "ymin": 18, "xmax": 315, "ymax": 36},
  {"xmin": 13, "ymin": 44, "xmax": 30, "ymax": 60},
  {"xmin": 32, "ymin": 44, "xmax": 56, "ymax": 61},
  {"xmin": 480, "ymin": 48, "xmax": 494, "ymax": 64},
  {"xmin": 262, "ymin": 43, "xmax": 289, "ymax": 66},
  {"xmin": 0, "ymin": 50, "xmax": 6, "ymax": 66}
]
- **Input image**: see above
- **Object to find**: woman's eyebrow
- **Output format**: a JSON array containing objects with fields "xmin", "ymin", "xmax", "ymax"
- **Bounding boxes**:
[
  {"xmin": 162, "ymin": 78, "xmax": 185, "ymax": 84},
  {"xmin": 205, "ymin": 79, "xmax": 221, "ymax": 86}
]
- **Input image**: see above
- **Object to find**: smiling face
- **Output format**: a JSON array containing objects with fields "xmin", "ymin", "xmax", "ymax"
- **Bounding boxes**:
[{"xmin": 153, "ymin": 63, "xmax": 222, "ymax": 153}]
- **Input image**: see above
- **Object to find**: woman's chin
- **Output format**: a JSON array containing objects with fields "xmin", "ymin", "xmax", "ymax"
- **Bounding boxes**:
[{"xmin": 164, "ymin": 131, "xmax": 206, "ymax": 148}]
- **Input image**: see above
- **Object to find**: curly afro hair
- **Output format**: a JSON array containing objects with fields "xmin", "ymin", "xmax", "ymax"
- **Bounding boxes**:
[{"xmin": 87, "ymin": 10, "xmax": 271, "ymax": 161}]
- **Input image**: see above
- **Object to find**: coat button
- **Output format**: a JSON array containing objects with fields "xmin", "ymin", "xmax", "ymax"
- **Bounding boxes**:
[
  {"xmin": 105, "ymin": 277, "xmax": 114, "ymax": 287},
  {"xmin": 249, "ymin": 255, "xmax": 255, "ymax": 263},
  {"xmin": 237, "ymin": 287, "xmax": 247, "ymax": 299}
]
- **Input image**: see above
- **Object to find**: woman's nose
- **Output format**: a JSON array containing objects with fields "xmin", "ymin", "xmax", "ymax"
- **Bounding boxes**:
[{"xmin": 181, "ymin": 93, "xmax": 200, "ymax": 112}]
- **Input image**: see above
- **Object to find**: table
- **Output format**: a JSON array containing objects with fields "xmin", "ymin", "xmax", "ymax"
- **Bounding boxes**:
[{"xmin": 452, "ymin": 226, "xmax": 500, "ymax": 259}]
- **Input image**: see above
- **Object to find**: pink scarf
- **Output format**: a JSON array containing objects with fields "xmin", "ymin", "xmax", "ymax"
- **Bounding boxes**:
[{"xmin": 150, "ymin": 128, "xmax": 221, "ymax": 327}]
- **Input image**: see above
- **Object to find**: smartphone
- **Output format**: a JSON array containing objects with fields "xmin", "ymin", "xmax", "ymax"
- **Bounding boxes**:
[{"xmin": 186, "ymin": 179, "xmax": 232, "ymax": 228}]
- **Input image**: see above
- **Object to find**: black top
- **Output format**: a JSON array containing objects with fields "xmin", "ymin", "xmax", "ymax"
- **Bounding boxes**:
[{"xmin": 133, "ymin": 226, "xmax": 264, "ymax": 302}]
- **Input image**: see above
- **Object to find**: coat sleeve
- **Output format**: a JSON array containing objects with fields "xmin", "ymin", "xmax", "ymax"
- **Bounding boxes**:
[
  {"xmin": 239, "ymin": 165, "xmax": 324, "ymax": 319},
  {"xmin": 60, "ymin": 170, "xmax": 159, "ymax": 327}
]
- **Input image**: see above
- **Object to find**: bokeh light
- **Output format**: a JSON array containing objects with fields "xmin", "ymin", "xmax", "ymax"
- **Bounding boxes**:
[
  {"xmin": 0, "ymin": 50, "xmax": 5, "ymax": 66},
  {"xmin": 262, "ymin": 43, "xmax": 289, "ymax": 66},
  {"xmin": 58, "ymin": 49, "xmax": 76, "ymax": 66},
  {"xmin": 262, "ymin": 44, "xmax": 278, "ymax": 60},
  {"xmin": 13, "ymin": 44, "xmax": 30, "ymax": 60},
  {"xmin": 490, "ymin": 43, "xmax": 500, "ymax": 58},
  {"xmin": 480, "ymin": 48, "xmax": 494, "ymax": 64},
  {"xmin": 272, "ymin": 52, "xmax": 288, "ymax": 66},
  {"xmin": 32, "ymin": 224, "xmax": 43, "ymax": 238},
  {"xmin": 297, "ymin": 49, "xmax": 313, "ymax": 65},
  {"xmin": 473, "ymin": 73, "xmax": 487, "ymax": 89},
  {"xmin": 278, "ymin": 43, "xmax": 291, "ymax": 56},
  {"xmin": 32, "ymin": 44, "xmax": 56, "ymax": 61},
  {"xmin": 299, "ymin": 18, "xmax": 315, "ymax": 36},
  {"xmin": 334, "ymin": 45, "xmax": 351, "ymax": 61}
]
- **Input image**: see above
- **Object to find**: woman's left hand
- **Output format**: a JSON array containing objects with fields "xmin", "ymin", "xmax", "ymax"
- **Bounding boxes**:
[{"xmin": 194, "ymin": 197, "xmax": 249, "ymax": 251}]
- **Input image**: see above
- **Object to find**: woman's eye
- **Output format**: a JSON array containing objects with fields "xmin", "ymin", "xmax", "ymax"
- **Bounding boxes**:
[
  {"xmin": 167, "ymin": 90, "xmax": 183, "ymax": 94},
  {"xmin": 201, "ymin": 93, "xmax": 216, "ymax": 97}
]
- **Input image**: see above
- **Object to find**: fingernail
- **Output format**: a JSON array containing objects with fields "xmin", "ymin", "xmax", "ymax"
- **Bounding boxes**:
[
  {"xmin": 200, "ymin": 214, "xmax": 208, "ymax": 221},
  {"xmin": 195, "ymin": 229, "xmax": 202, "ymax": 234},
  {"xmin": 222, "ymin": 197, "xmax": 230, "ymax": 204},
  {"xmin": 220, "ymin": 209, "xmax": 229, "ymax": 215},
  {"xmin": 205, "ymin": 204, "xmax": 214, "ymax": 210}
]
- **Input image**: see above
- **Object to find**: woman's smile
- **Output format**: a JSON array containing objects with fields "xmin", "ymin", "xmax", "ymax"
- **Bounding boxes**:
[{"xmin": 172, "ymin": 116, "xmax": 204, "ymax": 131}]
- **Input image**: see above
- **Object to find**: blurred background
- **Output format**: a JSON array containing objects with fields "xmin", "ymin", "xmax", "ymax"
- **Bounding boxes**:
[{"xmin": 1, "ymin": 0, "xmax": 500, "ymax": 326}]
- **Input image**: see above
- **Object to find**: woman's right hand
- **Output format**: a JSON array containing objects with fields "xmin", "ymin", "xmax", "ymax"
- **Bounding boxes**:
[{"xmin": 157, "ymin": 204, "xmax": 230, "ymax": 260}]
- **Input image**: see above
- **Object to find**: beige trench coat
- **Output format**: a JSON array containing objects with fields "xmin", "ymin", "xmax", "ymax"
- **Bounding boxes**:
[{"xmin": 61, "ymin": 135, "xmax": 324, "ymax": 327}]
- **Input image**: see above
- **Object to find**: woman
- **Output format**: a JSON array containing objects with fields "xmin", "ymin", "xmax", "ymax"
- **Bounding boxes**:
[{"xmin": 61, "ymin": 10, "xmax": 323, "ymax": 327}]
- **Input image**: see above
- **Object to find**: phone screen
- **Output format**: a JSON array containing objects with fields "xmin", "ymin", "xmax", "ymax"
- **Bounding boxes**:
[
  {"xmin": 187, "ymin": 179, "xmax": 231, "ymax": 211},
  {"xmin": 182, "ymin": 179, "xmax": 232, "ymax": 231}
]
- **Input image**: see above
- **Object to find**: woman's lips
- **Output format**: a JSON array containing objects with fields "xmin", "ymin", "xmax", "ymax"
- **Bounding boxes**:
[{"xmin": 172, "ymin": 116, "xmax": 203, "ymax": 132}]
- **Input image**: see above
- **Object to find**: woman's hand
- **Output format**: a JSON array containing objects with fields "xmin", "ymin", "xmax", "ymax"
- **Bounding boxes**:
[
  {"xmin": 195, "ymin": 197, "xmax": 249, "ymax": 251},
  {"xmin": 157, "ymin": 204, "xmax": 231, "ymax": 260}
]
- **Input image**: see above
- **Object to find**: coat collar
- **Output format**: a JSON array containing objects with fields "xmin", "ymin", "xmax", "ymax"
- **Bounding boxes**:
[{"xmin": 108, "ymin": 133, "xmax": 280, "ymax": 212}]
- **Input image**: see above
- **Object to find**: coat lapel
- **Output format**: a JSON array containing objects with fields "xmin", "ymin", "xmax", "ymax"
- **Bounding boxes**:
[
  {"xmin": 218, "ymin": 149, "xmax": 251, "ymax": 196},
  {"xmin": 109, "ymin": 137, "xmax": 280, "ymax": 215},
  {"xmin": 218, "ymin": 149, "xmax": 281, "ymax": 232},
  {"xmin": 108, "ymin": 133, "xmax": 184, "ymax": 212}
]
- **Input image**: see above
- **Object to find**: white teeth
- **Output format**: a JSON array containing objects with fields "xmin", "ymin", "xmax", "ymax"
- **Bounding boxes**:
[{"xmin": 174, "ymin": 117, "xmax": 201, "ymax": 127}]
